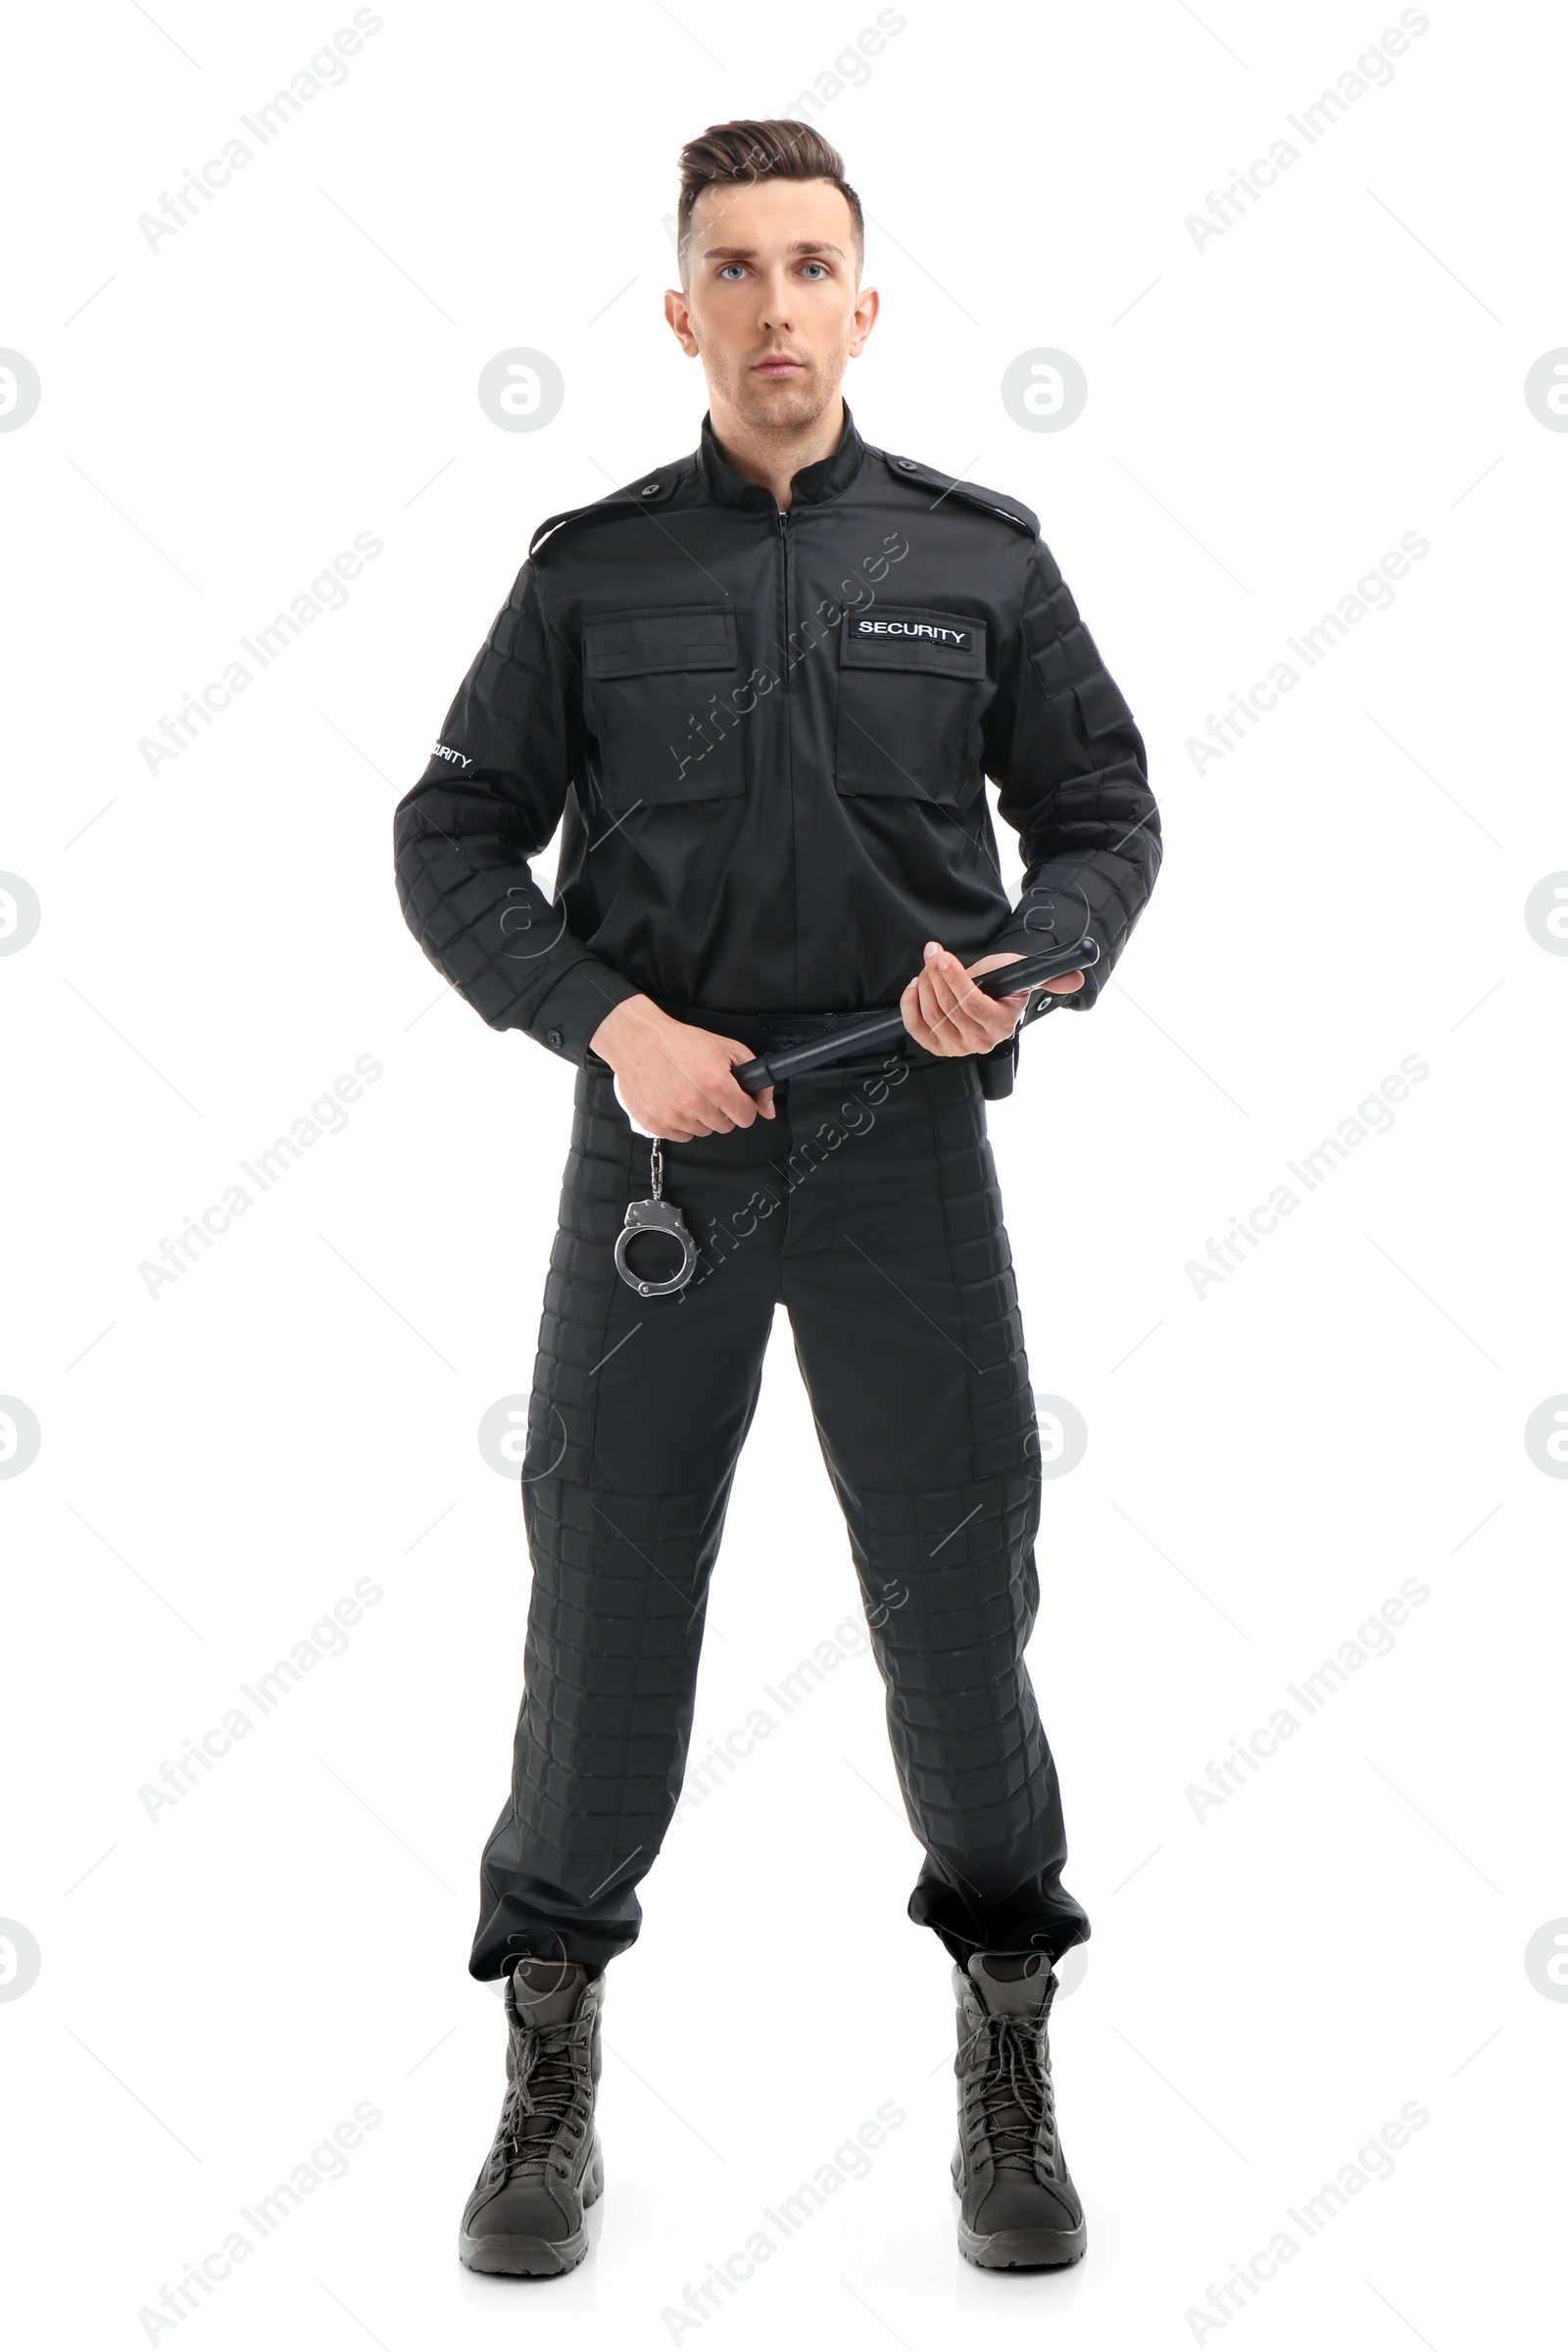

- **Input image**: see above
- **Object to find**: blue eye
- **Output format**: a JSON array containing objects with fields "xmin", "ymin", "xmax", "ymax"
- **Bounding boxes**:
[{"xmin": 718, "ymin": 264, "xmax": 746, "ymax": 279}]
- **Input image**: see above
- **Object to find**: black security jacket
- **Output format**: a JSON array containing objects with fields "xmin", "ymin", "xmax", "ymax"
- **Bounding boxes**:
[{"xmin": 393, "ymin": 406, "xmax": 1160, "ymax": 1092}]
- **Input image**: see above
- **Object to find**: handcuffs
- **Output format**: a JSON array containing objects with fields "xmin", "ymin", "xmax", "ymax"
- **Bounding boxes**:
[{"xmin": 613, "ymin": 1139, "xmax": 700, "ymax": 1298}]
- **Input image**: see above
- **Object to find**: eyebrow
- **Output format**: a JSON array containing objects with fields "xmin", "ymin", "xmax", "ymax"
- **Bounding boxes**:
[{"xmin": 699, "ymin": 240, "xmax": 848, "ymax": 264}]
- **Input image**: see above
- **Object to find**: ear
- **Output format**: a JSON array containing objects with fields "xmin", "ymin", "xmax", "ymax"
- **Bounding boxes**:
[
  {"xmin": 663, "ymin": 283, "xmax": 700, "ymax": 357},
  {"xmin": 847, "ymin": 283, "xmax": 880, "ymax": 359}
]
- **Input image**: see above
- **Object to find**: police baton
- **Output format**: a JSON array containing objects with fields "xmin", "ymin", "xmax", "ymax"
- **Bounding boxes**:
[{"xmin": 732, "ymin": 936, "xmax": 1099, "ymax": 1095}]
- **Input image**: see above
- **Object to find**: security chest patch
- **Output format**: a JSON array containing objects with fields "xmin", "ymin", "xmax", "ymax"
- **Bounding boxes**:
[{"xmin": 839, "ymin": 606, "xmax": 986, "ymax": 677}]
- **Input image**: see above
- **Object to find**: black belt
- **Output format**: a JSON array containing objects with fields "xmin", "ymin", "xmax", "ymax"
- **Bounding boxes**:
[
  {"xmin": 644, "ymin": 1001, "xmax": 908, "ymax": 1059},
  {"xmin": 757, "ymin": 1008, "xmax": 904, "ymax": 1054}
]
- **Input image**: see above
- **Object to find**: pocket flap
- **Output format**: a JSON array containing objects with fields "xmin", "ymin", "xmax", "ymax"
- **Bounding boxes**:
[
  {"xmin": 840, "ymin": 607, "xmax": 986, "ymax": 677},
  {"xmin": 584, "ymin": 605, "xmax": 738, "ymax": 679}
]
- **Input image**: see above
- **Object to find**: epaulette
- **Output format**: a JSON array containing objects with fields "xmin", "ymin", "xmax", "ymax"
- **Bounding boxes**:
[
  {"xmin": 878, "ymin": 448, "xmax": 1040, "ymax": 539},
  {"xmin": 529, "ymin": 458, "xmax": 690, "ymax": 560}
]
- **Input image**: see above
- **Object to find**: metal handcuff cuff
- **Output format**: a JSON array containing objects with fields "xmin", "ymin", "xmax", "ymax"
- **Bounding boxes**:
[
  {"xmin": 611, "ymin": 936, "xmax": 1099, "ymax": 1298},
  {"xmin": 612, "ymin": 1139, "xmax": 701, "ymax": 1298}
]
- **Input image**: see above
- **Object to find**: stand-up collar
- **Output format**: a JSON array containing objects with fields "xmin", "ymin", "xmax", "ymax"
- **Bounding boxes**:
[{"xmin": 696, "ymin": 402, "xmax": 866, "ymax": 511}]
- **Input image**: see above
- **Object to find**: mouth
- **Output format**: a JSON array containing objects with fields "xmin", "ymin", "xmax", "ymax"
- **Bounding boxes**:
[{"xmin": 752, "ymin": 355, "xmax": 807, "ymax": 378}]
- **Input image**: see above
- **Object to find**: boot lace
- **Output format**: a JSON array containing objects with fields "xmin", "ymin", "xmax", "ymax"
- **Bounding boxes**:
[
  {"xmin": 492, "ymin": 2019, "xmax": 582, "ymax": 2178},
  {"xmin": 962, "ymin": 2010, "xmax": 1054, "ymax": 2170}
]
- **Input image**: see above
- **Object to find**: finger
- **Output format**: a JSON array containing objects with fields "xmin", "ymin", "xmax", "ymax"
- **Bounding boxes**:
[
  {"xmin": 901, "ymin": 975, "xmax": 944, "ymax": 1054},
  {"xmin": 912, "ymin": 948, "xmax": 971, "ymax": 1045},
  {"xmin": 710, "ymin": 1038, "xmax": 773, "ymax": 1127},
  {"xmin": 646, "ymin": 1019, "xmax": 755, "ymax": 1119},
  {"xmin": 659, "ymin": 1083, "xmax": 726, "ymax": 1139},
  {"xmin": 951, "ymin": 958, "xmax": 1029, "ymax": 1035},
  {"xmin": 914, "ymin": 969, "xmax": 971, "ymax": 1054},
  {"xmin": 920, "ymin": 957, "xmax": 992, "ymax": 1051},
  {"xmin": 931, "ymin": 947, "xmax": 990, "ymax": 1023},
  {"xmin": 714, "ymin": 1085, "xmax": 773, "ymax": 1121},
  {"xmin": 939, "ymin": 993, "xmax": 1017, "ymax": 1053},
  {"xmin": 917, "ymin": 952, "xmax": 966, "ymax": 1024},
  {"xmin": 1043, "ymin": 970, "xmax": 1084, "ymax": 994},
  {"xmin": 657, "ymin": 1054, "xmax": 742, "ymax": 1137},
  {"xmin": 706, "ymin": 1073, "xmax": 758, "ymax": 1129},
  {"xmin": 912, "ymin": 954, "xmax": 1004, "ymax": 1054}
]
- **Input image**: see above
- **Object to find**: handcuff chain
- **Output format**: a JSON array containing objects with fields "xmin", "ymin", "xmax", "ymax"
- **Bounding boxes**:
[{"xmin": 650, "ymin": 1139, "xmax": 663, "ymax": 1200}]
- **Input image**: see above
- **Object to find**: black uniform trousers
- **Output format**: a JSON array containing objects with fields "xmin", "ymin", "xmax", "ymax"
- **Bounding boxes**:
[{"xmin": 468, "ymin": 1042, "xmax": 1090, "ymax": 1979}]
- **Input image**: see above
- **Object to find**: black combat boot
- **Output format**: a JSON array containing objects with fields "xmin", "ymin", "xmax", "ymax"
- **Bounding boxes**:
[
  {"xmin": 952, "ymin": 1949, "xmax": 1086, "ymax": 2270},
  {"xmin": 458, "ymin": 1957, "xmax": 606, "ymax": 2276}
]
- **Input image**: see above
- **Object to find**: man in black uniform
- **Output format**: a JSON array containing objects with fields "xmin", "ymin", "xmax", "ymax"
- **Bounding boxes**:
[{"xmin": 394, "ymin": 120, "xmax": 1159, "ymax": 2278}]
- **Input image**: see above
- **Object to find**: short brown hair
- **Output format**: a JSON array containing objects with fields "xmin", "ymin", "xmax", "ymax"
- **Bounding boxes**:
[{"xmin": 676, "ymin": 120, "xmax": 864, "ymax": 286}]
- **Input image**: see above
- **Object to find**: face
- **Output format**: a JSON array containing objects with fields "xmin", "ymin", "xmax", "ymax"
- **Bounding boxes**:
[{"xmin": 664, "ymin": 176, "xmax": 878, "ymax": 434}]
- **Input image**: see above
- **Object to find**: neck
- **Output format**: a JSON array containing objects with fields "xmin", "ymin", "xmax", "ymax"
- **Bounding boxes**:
[{"xmin": 707, "ymin": 394, "xmax": 846, "ymax": 512}]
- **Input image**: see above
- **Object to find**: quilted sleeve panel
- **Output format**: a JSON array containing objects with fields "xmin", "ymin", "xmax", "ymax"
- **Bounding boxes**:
[
  {"xmin": 981, "ymin": 539, "xmax": 1161, "ymax": 1020},
  {"xmin": 392, "ymin": 562, "xmax": 641, "ymax": 1064}
]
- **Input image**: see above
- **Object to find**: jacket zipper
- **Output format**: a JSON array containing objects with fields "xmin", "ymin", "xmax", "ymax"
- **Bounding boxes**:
[{"xmin": 776, "ymin": 508, "xmax": 793, "ymax": 695}]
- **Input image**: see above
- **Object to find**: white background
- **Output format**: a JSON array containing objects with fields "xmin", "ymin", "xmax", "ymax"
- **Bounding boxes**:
[{"xmin": 3, "ymin": 2, "xmax": 1565, "ymax": 2346}]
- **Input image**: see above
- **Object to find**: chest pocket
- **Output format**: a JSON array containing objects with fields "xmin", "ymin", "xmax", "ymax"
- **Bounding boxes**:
[
  {"xmin": 582, "ymin": 604, "xmax": 745, "ymax": 809},
  {"xmin": 835, "ymin": 607, "xmax": 987, "ymax": 803}
]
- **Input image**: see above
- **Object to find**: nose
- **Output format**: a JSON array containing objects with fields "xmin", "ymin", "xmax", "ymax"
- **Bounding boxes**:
[{"xmin": 757, "ymin": 270, "xmax": 796, "ymax": 333}]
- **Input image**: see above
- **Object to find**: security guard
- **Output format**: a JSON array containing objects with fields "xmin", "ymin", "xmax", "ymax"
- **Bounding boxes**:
[{"xmin": 393, "ymin": 119, "xmax": 1160, "ymax": 2279}]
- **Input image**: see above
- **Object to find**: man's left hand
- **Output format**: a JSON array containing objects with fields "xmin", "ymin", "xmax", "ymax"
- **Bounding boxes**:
[{"xmin": 900, "ymin": 942, "xmax": 1085, "ymax": 1059}]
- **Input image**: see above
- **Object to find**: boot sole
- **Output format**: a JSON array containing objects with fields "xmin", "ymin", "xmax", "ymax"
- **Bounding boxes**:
[
  {"xmin": 956, "ymin": 2217, "xmax": 1087, "ymax": 2271},
  {"xmin": 458, "ymin": 2148, "xmax": 603, "ymax": 2277}
]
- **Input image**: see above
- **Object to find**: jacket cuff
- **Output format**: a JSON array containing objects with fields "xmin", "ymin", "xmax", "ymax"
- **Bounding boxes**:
[{"xmin": 529, "ymin": 958, "xmax": 642, "ymax": 1065}]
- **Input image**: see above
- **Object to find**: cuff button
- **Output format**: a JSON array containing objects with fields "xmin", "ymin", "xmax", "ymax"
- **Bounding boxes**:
[{"xmin": 546, "ymin": 1028, "xmax": 563, "ymax": 1048}]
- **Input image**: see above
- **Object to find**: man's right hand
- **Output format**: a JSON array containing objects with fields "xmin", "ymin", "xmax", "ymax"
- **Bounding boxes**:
[{"xmin": 589, "ymin": 996, "xmax": 775, "ymax": 1141}]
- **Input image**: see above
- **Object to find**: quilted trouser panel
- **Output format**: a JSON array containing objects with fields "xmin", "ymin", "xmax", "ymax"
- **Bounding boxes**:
[
  {"xmin": 470, "ymin": 1059, "xmax": 781, "ymax": 1978},
  {"xmin": 838, "ymin": 1476, "xmax": 1084, "ymax": 1963},
  {"xmin": 782, "ymin": 1060, "xmax": 1090, "ymax": 1967},
  {"xmin": 471, "ymin": 1478, "xmax": 731, "ymax": 1976}
]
